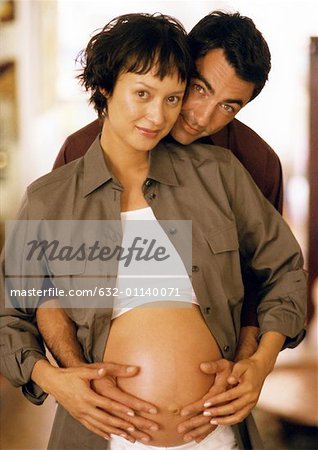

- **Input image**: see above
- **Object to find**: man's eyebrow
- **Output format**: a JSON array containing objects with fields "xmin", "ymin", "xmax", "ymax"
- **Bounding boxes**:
[{"xmin": 193, "ymin": 73, "xmax": 244, "ymax": 107}]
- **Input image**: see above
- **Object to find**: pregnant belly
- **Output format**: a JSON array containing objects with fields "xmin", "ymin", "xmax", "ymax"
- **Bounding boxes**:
[{"xmin": 103, "ymin": 303, "xmax": 222, "ymax": 446}]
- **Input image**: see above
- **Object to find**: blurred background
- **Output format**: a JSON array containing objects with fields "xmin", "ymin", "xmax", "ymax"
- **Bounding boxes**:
[{"xmin": 0, "ymin": 0, "xmax": 317, "ymax": 448}]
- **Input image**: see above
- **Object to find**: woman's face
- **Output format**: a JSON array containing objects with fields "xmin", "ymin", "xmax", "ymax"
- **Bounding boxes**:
[{"xmin": 102, "ymin": 68, "xmax": 186, "ymax": 153}]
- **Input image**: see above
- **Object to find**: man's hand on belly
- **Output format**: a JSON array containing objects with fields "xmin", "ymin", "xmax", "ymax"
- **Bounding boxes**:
[
  {"xmin": 177, "ymin": 359, "xmax": 234, "ymax": 443},
  {"xmin": 31, "ymin": 359, "xmax": 159, "ymax": 443}
]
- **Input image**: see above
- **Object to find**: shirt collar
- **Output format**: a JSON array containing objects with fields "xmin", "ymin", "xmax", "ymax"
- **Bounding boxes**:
[
  {"xmin": 148, "ymin": 140, "xmax": 180, "ymax": 186},
  {"xmin": 83, "ymin": 136, "xmax": 180, "ymax": 197},
  {"xmin": 83, "ymin": 136, "xmax": 113, "ymax": 197}
]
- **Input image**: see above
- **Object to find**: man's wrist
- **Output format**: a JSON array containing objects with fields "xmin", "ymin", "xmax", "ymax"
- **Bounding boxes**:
[{"xmin": 234, "ymin": 326, "xmax": 259, "ymax": 361}]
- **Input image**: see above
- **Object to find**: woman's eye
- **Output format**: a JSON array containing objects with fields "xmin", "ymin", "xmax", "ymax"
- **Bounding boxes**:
[
  {"xmin": 137, "ymin": 91, "xmax": 149, "ymax": 99},
  {"xmin": 167, "ymin": 96, "xmax": 181, "ymax": 105}
]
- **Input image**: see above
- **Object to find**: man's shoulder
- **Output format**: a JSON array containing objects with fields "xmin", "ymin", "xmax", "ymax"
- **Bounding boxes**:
[
  {"xmin": 226, "ymin": 118, "xmax": 279, "ymax": 160},
  {"xmin": 54, "ymin": 119, "xmax": 101, "ymax": 168},
  {"xmin": 64, "ymin": 119, "xmax": 101, "ymax": 146}
]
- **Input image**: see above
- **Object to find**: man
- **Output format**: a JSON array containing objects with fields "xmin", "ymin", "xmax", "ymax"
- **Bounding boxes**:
[{"xmin": 1, "ymin": 11, "xmax": 302, "ymax": 450}]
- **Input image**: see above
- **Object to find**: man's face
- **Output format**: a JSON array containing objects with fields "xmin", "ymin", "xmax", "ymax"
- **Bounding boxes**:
[{"xmin": 171, "ymin": 48, "xmax": 255, "ymax": 144}]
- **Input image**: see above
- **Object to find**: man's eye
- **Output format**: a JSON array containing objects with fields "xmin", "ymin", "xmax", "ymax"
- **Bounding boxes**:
[
  {"xmin": 137, "ymin": 91, "xmax": 149, "ymax": 99},
  {"xmin": 167, "ymin": 96, "xmax": 181, "ymax": 105},
  {"xmin": 221, "ymin": 103, "xmax": 235, "ymax": 113},
  {"xmin": 192, "ymin": 83, "xmax": 205, "ymax": 94}
]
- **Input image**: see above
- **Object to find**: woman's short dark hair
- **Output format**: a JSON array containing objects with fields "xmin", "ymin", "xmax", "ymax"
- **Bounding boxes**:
[
  {"xmin": 188, "ymin": 11, "xmax": 271, "ymax": 100},
  {"xmin": 77, "ymin": 13, "xmax": 192, "ymax": 117}
]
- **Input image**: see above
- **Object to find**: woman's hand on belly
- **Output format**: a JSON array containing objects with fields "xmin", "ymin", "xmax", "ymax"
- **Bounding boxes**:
[
  {"xmin": 178, "ymin": 358, "xmax": 234, "ymax": 443},
  {"xmin": 92, "ymin": 373, "xmax": 161, "ymax": 443}
]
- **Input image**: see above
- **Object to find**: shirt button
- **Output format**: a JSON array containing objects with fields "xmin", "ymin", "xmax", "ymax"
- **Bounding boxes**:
[
  {"xmin": 223, "ymin": 345, "xmax": 230, "ymax": 352},
  {"xmin": 192, "ymin": 265, "xmax": 199, "ymax": 272},
  {"xmin": 205, "ymin": 307, "xmax": 211, "ymax": 315},
  {"xmin": 145, "ymin": 179, "xmax": 153, "ymax": 187},
  {"xmin": 148, "ymin": 193, "xmax": 156, "ymax": 200},
  {"xmin": 169, "ymin": 227, "xmax": 177, "ymax": 235}
]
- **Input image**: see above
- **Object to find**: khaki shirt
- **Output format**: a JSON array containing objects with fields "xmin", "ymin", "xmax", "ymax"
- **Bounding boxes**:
[{"xmin": 0, "ymin": 137, "xmax": 306, "ymax": 448}]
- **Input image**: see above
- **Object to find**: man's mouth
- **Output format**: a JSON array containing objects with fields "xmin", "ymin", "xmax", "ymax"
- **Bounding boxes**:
[{"xmin": 180, "ymin": 116, "xmax": 201, "ymax": 136}]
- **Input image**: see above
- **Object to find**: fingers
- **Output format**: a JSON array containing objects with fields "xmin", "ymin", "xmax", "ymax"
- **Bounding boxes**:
[
  {"xmin": 179, "ymin": 416, "xmax": 215, "ymax": 443},
  {"xmin": 227, "ymin": 360, "xmax": 250, "ymax": 385},
  {"xmin": 180, "ymin": 398, "xmax": 205, "ymax": 417},
  {"xmin": 178, "ymin": 414, "xmax": 211, "ymax": 434},
  {"xmin": 105, "ymin": 385, "xmax": 158, "ymax": 415},
  {"xmin": 101, "ymin": 362, "xmax": 140, "ymax": 378},
  {"xmin": 200, "ymin": 358, "xmax": 233, "ymax": 375},
  {"xmin": 207, "ymin": 404, "xmax": 253, "ymax": 426},
  {"xmin": 79, "ymin": 364, "xmax": 138, "ymax": 381},
  {"xmin": 115, "ymin": 410, "xmax": 160, "ymax": 433},
  {"xmin": 80, "ymin": 414, "xmax": 136, "ymax": 443}
]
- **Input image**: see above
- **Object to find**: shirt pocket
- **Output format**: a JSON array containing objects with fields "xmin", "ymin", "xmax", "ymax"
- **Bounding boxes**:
[{"xmin": 205, "ymin": 225, "xmax": 243, "ymax": 300}]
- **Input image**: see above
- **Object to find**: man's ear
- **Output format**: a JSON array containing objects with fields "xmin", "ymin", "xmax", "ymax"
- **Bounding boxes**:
[{"xmin": 99, "ymin": 88, "xmax": 109, "ymax": 98}]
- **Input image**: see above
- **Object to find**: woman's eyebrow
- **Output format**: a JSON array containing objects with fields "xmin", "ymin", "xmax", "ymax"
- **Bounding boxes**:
[{"xmin": 135, "ymin": 81, "xmax": 185, "ymax": 95}]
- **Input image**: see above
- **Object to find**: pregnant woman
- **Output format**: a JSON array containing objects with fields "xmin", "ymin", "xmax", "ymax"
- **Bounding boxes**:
[{"xmin": 2, "ymin": 12, "xmax": 306, "ymax": 450}]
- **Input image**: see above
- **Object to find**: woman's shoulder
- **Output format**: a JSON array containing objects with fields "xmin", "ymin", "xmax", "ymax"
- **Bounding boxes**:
[
  {"xmin": 27, "ymin": 157, "xmax": 83, "ymax": 197},
  {"xmin": 161, "ymin": 138, "xmax": 235, "ymax": 166}
]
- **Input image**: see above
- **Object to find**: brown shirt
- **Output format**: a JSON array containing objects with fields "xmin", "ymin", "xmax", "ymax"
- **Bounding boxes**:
[
  {"xmin": 0, "ymin": 138, "xmax": 306, "ymax": 450},
  {"xmin": 1, "ymin": 137, "xmax": 305, "ymax": 388},
  {"xmin": 53, "ymin": 118, "xmax": 284, "ymax": 327}
]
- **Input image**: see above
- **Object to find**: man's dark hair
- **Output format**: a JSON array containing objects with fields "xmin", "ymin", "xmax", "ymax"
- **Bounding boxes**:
[
  {"xmin": 188, "ymin": 11, "xmax": 271, "ymax": 100},
  {"xmin": 77, "ymin": 13, "xmax": 192, "ymax": 117}
]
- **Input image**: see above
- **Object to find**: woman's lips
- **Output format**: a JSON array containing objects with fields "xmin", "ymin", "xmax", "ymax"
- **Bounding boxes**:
[{"xmin": 136, "ymin": 126, "xmax": 161, "ymax": 139}]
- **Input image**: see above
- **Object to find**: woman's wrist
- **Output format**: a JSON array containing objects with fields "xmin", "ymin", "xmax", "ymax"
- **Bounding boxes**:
[
  {"xmin": 249, "ymin": 331, "xmax": 285, "ymax": 375},
  {"xmin": 31, "ymin": 359, "xmax": 59, "ymax": 394}
]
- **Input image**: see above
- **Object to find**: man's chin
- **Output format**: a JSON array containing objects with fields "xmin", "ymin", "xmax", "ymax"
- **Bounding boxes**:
[{"xmin": 170, "ymin": 129, "xmax": 196, "ymax": 145}]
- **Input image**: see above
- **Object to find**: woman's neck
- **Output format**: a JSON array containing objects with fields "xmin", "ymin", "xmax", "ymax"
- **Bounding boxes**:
[{"xmin": 100, "ymin": 126, "xmax": 149, "ymax": 184}]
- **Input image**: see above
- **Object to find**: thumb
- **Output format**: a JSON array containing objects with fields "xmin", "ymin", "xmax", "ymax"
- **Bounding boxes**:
[
  {"xmin": 96, "ymin": 362, "xmax": 139, "ymax": 378},
  {"xmin": 200, "ymin": 358, "xmax": 231, "ymax": 374},
  {"xmin": 227, "ymin": 360, "xmax": 248, "ymax": 385},
  {"xmin": 200, "ymin": 360, "xmax": 218, "ymax": 374}
]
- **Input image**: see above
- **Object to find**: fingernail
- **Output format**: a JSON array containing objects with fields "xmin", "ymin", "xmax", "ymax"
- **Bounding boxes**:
[
  {"xmin": 180, "ymin": 410, "xmax": 190, "ymax": 416},
  {"xmin": 97, "ymin": 368, "xmax": 106, "ymax": 376},
  {"xmin": 148, "ymin": 407, "xmax": 157, "ymax": 414},
  {"xmin": 141, "ymin": 436, "xmax": 150, "ymax": 442},
  {"xmin": 127, "ymin": 426, "xmax": 135, "ymax": 432},
  {"xmin": 150, "ymin": 425, "xmax": 159, "ymax": 431},
  {"xmin": 104, "ymin": 435, "xmax": 110, "ymax": 440},
  {"xmin": 203, "ymin": 411, "xmax": 212, "ymax": 416},
  {"xmin": 210, "ymin": 419, "xmax": 218, "ymax": 425},
  {"xmin": 126, "ymin": 366, "xmax": 137, "ymax": 373},
  {"xmin": 127, "ymin": 411, "xmax": 135, "ymax": 417},
  {"xmin": 120, "ymin": 434, "xmax": 127, "ymax": 438},
  {"xmin": 203, "ymin": 401, "xmax": 212, "ymax": 407},
  {"xmin": 184, "ymin": 435, "xmax": 192, "ymax": 442}
]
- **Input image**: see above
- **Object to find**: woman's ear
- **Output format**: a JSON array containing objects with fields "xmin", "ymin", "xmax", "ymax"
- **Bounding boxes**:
[{"xmin": 99, "ymin": 88, "xmax": 109, "ymax": 98}]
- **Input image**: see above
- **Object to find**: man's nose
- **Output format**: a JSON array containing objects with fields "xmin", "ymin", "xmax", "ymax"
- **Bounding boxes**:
[{"xmin": 193, "ymin": 102, "xmax": 217, "ymax": 129}]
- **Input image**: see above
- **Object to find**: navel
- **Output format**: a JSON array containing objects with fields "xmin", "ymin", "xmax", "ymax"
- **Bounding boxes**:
[{"xmin": 167, "ymin": 403, "xmax": 181, "ymax": 415}]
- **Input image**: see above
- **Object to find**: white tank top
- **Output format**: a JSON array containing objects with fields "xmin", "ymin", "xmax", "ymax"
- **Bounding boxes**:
[{"xmin": 111, "ymin": 207, "xmax": 198, "ymax": 319}]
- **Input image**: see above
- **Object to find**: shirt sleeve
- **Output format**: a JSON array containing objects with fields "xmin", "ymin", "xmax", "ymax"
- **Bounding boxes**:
[
  {"xmin": 222, "ymin": 153, "xmax": 307, "ymax": 348},
  {"xmin": 0, "ymin": 194, "xmax": 49, "ymax": 404}
]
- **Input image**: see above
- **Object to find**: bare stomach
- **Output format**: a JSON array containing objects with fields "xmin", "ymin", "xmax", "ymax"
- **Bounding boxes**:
[{"xmin": 103, "ymin": 303, "xmax": 222, "ymax": 446}]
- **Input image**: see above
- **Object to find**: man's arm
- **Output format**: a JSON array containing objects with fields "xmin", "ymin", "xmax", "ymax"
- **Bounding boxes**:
[{"xmin": 36, "ymin": 304, "xmax": 160, "ymax": 443}]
